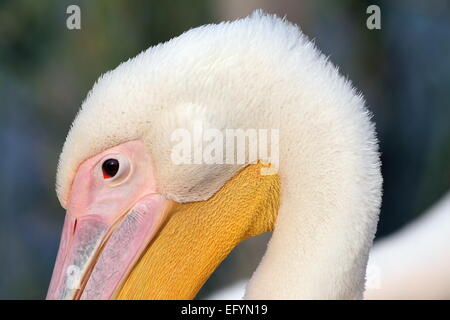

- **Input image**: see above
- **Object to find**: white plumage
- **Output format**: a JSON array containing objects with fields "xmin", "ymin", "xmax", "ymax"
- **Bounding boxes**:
[{"xmin": 57, "ymin": 11, "xmax": 382, "ymax": 299}]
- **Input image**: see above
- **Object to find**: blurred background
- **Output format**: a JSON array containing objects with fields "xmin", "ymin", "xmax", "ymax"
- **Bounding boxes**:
[{"xmin": 0, "ymin": 0, "xmax": 449, "ymax": 299}]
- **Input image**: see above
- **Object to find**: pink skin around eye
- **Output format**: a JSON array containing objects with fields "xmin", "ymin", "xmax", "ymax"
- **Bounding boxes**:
[{"xmin": 47, "ymin": 140, "xmax": 169, "ymax": 300}]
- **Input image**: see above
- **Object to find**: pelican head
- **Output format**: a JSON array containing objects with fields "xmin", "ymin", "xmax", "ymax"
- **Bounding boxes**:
[{"xmin": 47, "ymin": 11, "xmax": 382, "ymax": 300}]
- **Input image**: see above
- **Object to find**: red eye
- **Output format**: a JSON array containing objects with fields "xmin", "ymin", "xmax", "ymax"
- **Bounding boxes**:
[{"xmin": 102, "ymin": 159, "xmax": 120, "ymax": 179}]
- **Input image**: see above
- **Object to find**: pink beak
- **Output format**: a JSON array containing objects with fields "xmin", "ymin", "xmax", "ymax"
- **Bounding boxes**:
[{"xmin": 46, "ymin": 194, "xmax": 169, "ymax": 300}]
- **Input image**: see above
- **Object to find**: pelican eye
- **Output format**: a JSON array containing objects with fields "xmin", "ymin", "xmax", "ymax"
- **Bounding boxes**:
[{"xmin": 102, "ymin": 159, "xmax": 120, "ymax": 179}]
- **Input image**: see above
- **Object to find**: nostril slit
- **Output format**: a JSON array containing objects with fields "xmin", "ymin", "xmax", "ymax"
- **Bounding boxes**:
[{"xmin": 73, "ymin": 219, "xmax": 77, "ymax": 235}]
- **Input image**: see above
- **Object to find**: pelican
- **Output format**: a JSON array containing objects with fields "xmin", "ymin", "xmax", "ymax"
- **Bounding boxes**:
[{"xmin": 47, "ymin": 11, "xmax": 382, "ymax": 300}]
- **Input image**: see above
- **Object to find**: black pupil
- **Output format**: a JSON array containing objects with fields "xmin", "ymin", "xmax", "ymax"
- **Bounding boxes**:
[{"xmin": 102, "ymin": 159, "xmax": 119, "ymax": 178}]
